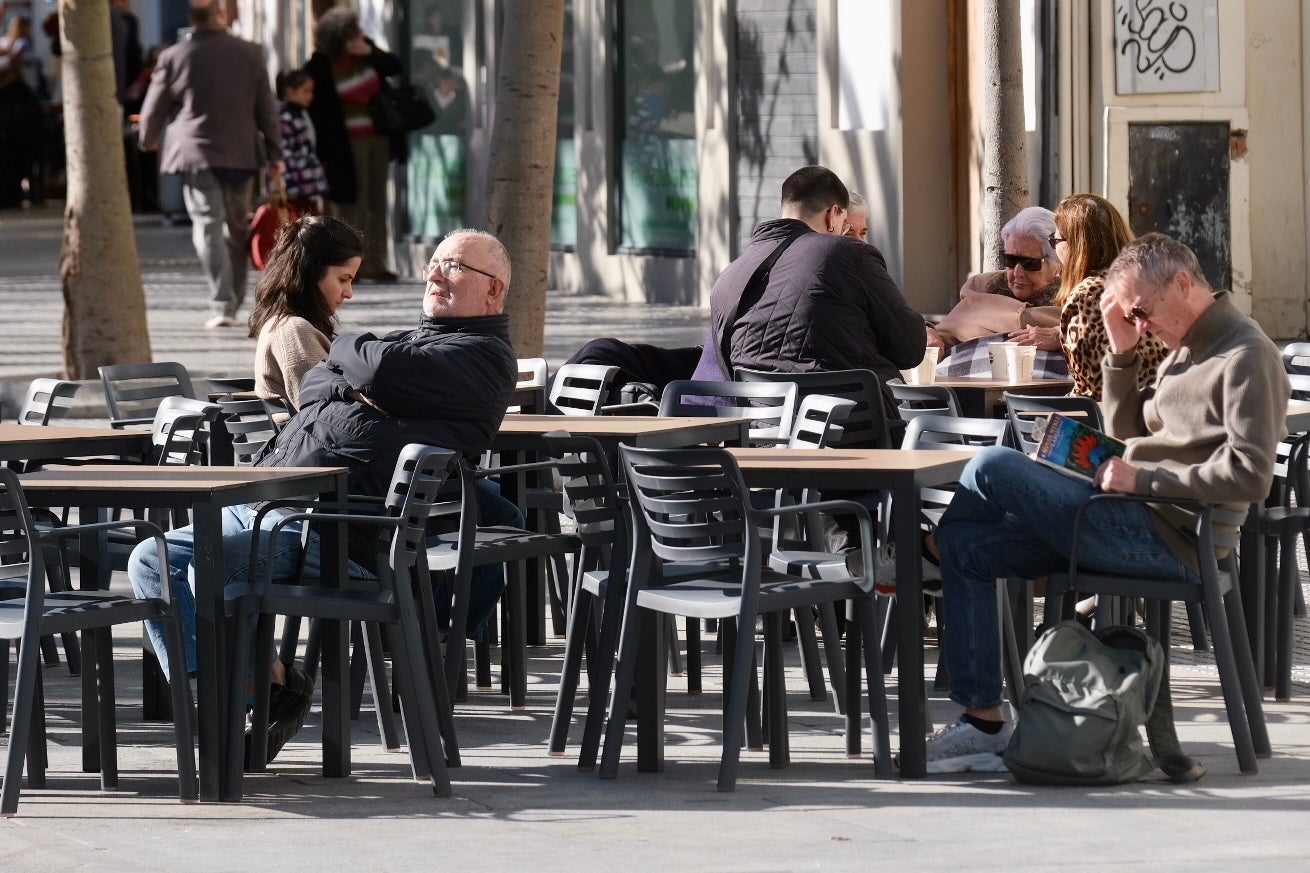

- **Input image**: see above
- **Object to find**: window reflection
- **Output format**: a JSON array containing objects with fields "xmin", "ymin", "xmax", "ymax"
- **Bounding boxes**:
[
  {"xmin": 408, "ymin": 0, "xmax": 467, "ymax": 236},
  {"xmin": 618, "ymin": 0, "xmax": 696, "ymax": 253}
]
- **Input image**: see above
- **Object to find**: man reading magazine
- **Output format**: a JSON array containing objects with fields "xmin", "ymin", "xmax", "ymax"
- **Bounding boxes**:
[{"xmin": 922, "ymin": 233, "xmax": 1289, "ymax": 773}]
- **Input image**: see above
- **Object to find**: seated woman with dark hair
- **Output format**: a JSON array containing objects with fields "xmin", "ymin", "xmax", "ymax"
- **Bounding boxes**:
[
  {"xmin": 927, "ymin": 206, "xmax": 1062, "ymax": 354},
  {"xmin": 248, "ymin": 215, "xmax": 363, "ymax": 409}
]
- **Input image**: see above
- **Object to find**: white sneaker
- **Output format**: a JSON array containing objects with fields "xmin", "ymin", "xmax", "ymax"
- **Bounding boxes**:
[
  {"xmin": 204, "ymin": 314, "xmax": 235, "ymax": 329},
  {"xmin": 843, "ymin": 542, "xmax": 897, "ymax": 592},
  {"xmin": 925, "ymin": 715, "xmax": 1013, "ymax": 774}
]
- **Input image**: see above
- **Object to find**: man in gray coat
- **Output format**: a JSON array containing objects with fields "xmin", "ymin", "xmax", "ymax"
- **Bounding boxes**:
[{"xmin": 139, "ymin": 0, "xmax": 283, "ymax": 328}]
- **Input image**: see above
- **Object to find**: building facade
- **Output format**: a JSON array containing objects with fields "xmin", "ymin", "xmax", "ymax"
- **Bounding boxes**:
[{"xmin": 82, "ymin": 0, "xmax": 1310, "ymax": 335}]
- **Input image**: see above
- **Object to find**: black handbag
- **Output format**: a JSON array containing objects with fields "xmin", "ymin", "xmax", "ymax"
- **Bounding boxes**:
[{"xmin": 369, "ymin": 75, "xmax": 436, "ymax": 134}]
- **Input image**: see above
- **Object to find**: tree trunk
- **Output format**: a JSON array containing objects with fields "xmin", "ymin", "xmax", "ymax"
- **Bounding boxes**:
[
  {"xmin": 59, "ymin": 0, "xmax": 151, "ymax": 378},
  {"xmin": 485, "ymin": 0, "xmax": 565, "ymax": 359},
  {"xmin": 980, "ymin": 0, "xmax": 1029, "ymax": 272}
]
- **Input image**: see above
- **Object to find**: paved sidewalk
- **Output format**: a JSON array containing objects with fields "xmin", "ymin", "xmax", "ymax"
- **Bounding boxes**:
[{"xmin": 3, "ymin": 205, "xmax": 1310, "ymax": 869}]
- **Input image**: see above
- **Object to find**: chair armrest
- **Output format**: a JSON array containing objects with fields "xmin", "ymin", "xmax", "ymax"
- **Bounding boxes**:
[
  {"xmin": 475, "ymin": 458, "xmax": 559, "ymax": 478},
  {"xmin": 246, "ymin": 509, "xmax": 401, "ymax": 594},
  {"xmin": 599, "ymin": 401, "xmax": 660, "ymax": 416},
  {"xmin": 753, "ymin": 498, "xmax": 878, "ymax": 592},
  {"xmin": 38, "ymin": 519, "xmax": 172, "ymax": 604},
  {"xmin": 1066, "ymin": 492, "xmax": 1237, "ymax": 578}
]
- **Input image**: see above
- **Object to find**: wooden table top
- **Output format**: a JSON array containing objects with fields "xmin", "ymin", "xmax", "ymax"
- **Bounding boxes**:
[
  {"xmin": 498, "ymin": 414, "xmax": 750, "ymax": 436},
  {"xmin": 727, "ymin": 446, "xmax": 976, "ymax": 473},
  {"xmin": 0, "ymin": 423, "xmax": 152, "ymax": 462},
  {"xmin": 18, "ymin": 464, "xmax": 346, "ymax": 493},
  {"xmin": 933, "ymin": 377, "xmax": 1074, "ymax": 391}
]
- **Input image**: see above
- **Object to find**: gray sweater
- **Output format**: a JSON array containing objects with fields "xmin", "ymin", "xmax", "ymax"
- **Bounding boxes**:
[{"xmin": 1102, "ymin": 292, "xmax": 1289, "ymax": 560}]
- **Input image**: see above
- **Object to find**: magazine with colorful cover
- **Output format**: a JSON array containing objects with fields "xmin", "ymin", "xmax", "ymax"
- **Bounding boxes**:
[{"xmin": 1033, "ymin": 413, "xmax": 1125, "ymax": 480}]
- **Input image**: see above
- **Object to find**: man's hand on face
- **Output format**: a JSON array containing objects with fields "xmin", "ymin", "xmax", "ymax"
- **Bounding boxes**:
[
  {"xmin": 1093, "ymin": 456, "xmax": 1139, "ymax": 494},
  {"xmin": 1098, "ymin": 285, "xmax": 1144, "ymax": 356}
]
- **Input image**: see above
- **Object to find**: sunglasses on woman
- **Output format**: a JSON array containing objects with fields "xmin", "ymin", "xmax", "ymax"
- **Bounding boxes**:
[{"xmin": 1002, "ymin": 254, "xmax": 1046, "ymax": 272}]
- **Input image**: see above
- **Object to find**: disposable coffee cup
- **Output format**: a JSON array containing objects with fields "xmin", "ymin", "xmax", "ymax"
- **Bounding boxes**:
[
  {"xmin": 989, "ymin": 341, "xmax": 1016, "ymax": 381},
  {"xmin": 1004, "ymin": 343, "xmax": 1035, "ymax": 385},
  {"xmin": 1014, "ymin": 345, "xmax": 1037, "ymax": 383},
  {"xmin": 917, "ymin": 346, "xmax": 939, "ymax": 384}
]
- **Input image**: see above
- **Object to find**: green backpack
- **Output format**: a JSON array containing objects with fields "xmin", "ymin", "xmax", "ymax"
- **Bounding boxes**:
[{"xmin": 1003, "ymin": 620, "xmax": 1206, "ymax": 785}]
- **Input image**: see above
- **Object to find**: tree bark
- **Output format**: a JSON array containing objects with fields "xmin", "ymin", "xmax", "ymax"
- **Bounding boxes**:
[
  {"xmin": 485, "ymin": 0, "xmax": 565, "ymax": 358},
  {"xmin": 59, "ymin": 0, "xmax": 151, "ymax": 378},
  {"xmin": 980, "ymin": 0, "xmax": 1029, "ymax": 272}
]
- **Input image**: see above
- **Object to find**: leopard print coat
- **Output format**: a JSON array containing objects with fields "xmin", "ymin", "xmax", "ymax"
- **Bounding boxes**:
[{"xmin": 1060, "ymin": 274, "xmax": 1168, "ymax": 400}]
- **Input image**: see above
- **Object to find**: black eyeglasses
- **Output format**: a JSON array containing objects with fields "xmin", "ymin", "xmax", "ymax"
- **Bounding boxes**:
[
  {"xmin": 1048, "ymin": 233, "xmax": 1066, "ymax": 247},
  {"xmin": 1003, "ymin": 254, "xmax": 1046, "ymax": 272},
  {"xmin": 427, "ymin": 258, "xmax": 498, "ymax": 281}
]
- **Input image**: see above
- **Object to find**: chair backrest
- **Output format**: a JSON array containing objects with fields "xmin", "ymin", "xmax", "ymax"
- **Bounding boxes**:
[
  {"xmin": 736, "ymin": 368, "xmax": 895, "ymax": 449},
  {"xmin": 541, "ymin": 431, "xmax": 626, "ymax": 551},
  {"xmin": 99, "ymin": 362, "xmax": 196, "ymax": 429},
  {"xmin": 901, "ymin": 415, "xmax": 1009, "ymax": 527},
  {"xmin": 150, "ymin": 396, "xmax": 220, "ymax": 466},
  {"xmin": 1003, "ymin": 392, "xmax": 1104, "ymax": 455},
  {"xmin": 620, "ymin": 444, "xmax": 753, "ymax": 567},
  {"xmin": 886, "ymin": 380, "xmax": 962, "ymax": 422},
  {"xmin": 1288, "ymin": 372, "xmax": 1310, "ymax": 403},
  {"xmin": 787, "ymin": 394, "xmax": 857, "ymax": 449},
  {"xmin": 548, "ymin": 363, "xmax": 621, "ymax": 415},
  {"xmin": 658, "ymin": 379, "xmax": 798, "ymax": 446},
  {"xmin": 511, "ymin": 357, "xmax": 550, "ymax": 413},
  {"xmin": 384, "ymin": 444, "xmax": 459, "ymax": 570},
  {"xmin": 1282, "ymin": 342, "xmax": 1310, "ymax": 375},
  {"xmin": 903, "ymin": 414, "xmax": 1010, "ymax": 450},
  {"xmin": 17, "ymin": 378, "xmax": 80, "ymax": 426},
  {"xmin": 217, "ymin": 397, "xmax": 280, "ymax": 466}
]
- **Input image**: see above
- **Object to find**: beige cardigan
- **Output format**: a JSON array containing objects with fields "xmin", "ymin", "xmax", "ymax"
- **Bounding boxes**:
[{"xmin": 254, "ymin": 316, "xmax": 330, "ymax": 410}]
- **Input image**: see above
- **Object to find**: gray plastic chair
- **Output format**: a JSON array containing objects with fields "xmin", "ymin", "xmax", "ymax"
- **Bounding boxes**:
[
  {"xmin": 99, "ymin": 361, "xmax": 197, "ymax": 430},
  {"xmin": 224, "ymin": 445, "xmax": 461, "ymax": 798},
  {"xmin": 1003, "ymin": 391, "xmax": 1104, "ymax": 455},
  {"xmin": 0, "ymin": 468, "xmax": 196, "ymax": 815},
  {"xmin": 16, "ymin": 378, "xmax": 80, "ymax": 427},
  {"xmin": 217, "ymin": 397, "xmax": 280, "ymax": 466},
  {"xmin": 547, "ymin": 363, "xmax": 621, "ymax": 415},
  {"xmin": 737, "ymin": 368, "xmax": 896, "ymax": 449},
  {"xmin": 658, "ymin": 379, "xmax": 798, "ymax": 446},
  {"xmin": 886, "ymin": 380, "xmax": 962, "ymax": 427},
  {"xmin": 1044, "ymin": 493, "xmax": 1270, "ymax": 774},
  {"xmin": 1281, "ymin": 341, "xmax": 1310, "ymax": 375},
  {"xmin": 600, "ymin": 444, "xmax": 892, "ymax": 791}
]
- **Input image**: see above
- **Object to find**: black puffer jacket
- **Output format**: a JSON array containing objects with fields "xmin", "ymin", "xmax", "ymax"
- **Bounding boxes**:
[
  {"xmin": 708, "ymin": 219, "xmax": 926, "ymax": 403},
  {"xmin": 259, "ymin": 313, "xmax": 516, "ymax": 500}
]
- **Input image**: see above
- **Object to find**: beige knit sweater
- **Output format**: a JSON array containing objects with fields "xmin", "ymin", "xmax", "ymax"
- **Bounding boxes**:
[
  {"xmin": 254, "ymin": 315, "xmax": 330, "ymax": 410},
  {"xmin": 1102, "ymin": 292, "xmax": 1290, "ymax": 561}
]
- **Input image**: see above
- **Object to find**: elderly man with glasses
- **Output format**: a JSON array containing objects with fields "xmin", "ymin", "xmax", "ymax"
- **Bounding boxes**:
[
  {"xmin": 129, "ymin": 229, "xmax": 522, "ymax": 763},
  {"xmin": 924, "ymin": 233, "xmax": 1289, "ymax": 773}
]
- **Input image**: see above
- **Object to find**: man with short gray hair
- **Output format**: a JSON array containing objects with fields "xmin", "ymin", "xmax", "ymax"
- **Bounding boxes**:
[{"xmin": 928, "ymin": 232, "xmax": 1289, "ymax": 773}]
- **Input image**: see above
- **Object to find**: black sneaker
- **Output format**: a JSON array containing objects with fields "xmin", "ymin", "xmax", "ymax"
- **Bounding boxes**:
[{"xmin": 245, "ymin": 665, "xmax": 315, "ymax": 768}]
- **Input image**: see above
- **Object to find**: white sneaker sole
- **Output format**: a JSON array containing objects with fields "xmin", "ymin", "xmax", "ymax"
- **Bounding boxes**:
[{"xmin": 926, "ymin": 752, "xmax": 1009, "ymax": 774}]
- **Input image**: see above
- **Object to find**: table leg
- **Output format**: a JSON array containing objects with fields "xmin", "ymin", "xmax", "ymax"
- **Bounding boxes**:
[
  {"xmin": 76, "ymin": 505, "xmax": 107, "ymax": 773},
  {"xmin": 191, "ymin": 502, "xmax": 227, "ymax": 801},
  {"xmin": 320, "ymin": 475, "xmax": 351, "ymax": 777},
  {"xmin": 893, "ymin": 478, "xmax": 927, "ymax": 777}
]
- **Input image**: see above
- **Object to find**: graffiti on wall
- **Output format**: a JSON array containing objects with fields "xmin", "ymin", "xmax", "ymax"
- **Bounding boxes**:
[{"xmin": 1114, "ymin": 0, "xmax": 1220, "ymax": 94}]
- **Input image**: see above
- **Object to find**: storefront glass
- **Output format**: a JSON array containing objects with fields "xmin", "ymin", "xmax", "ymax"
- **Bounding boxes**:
[
  {"xmin": 407, "ymin": 0, "xmax": 469, "ymax": 237},
  {"xmin": 550, "ymin": 0, "xmax": 577, "ymax": 248},
  {"xmin": 617, "ymin": 0, "xmax": 695, "ymax": 254}
]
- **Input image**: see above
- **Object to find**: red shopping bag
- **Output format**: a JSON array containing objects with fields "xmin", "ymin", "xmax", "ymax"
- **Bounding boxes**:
[{"xmin": 248, "ymin": 176, "xmax": 299, "ymax": 270}]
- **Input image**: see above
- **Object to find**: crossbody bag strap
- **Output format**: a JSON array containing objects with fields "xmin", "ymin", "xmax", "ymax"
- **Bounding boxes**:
[{"xmin": 715, "ymin": 227, "xmax": 808, "ymax": 380}]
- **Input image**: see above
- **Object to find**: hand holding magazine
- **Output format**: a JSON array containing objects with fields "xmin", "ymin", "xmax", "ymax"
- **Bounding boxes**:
[{"xmin": 1033, "ymin": 413, "xmax": 1126, "ymax": 480}]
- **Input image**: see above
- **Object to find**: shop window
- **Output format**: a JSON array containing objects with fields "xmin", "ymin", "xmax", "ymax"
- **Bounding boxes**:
[
  {"xmin": 407, "ymin": 0, "xmax": 469, "ymax": 236},
  {"xmin": 616, "ymin": 0, "xmax": 696, "ymax": 254}
]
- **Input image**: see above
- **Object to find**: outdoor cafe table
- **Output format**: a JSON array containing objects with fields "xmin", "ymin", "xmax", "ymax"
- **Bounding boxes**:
[
  {"xmin": 0, "ymin": 422, "xmax": 151, "ymax": 464},
  {"xmin": 933, "ymin": 376, "xmax": 1074, "ymax": 418},
  {"xmin": 725, "ymin": 446, "xmax": 976, "ymax": 778},
  {"xmin": 17, "ymin": 464, "xmax": 348, "ymax": 802}
]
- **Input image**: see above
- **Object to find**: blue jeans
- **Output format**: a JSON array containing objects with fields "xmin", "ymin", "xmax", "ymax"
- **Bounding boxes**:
[
  {"xmin": 935, "ymin": 446, "xmax": 1194, "ymax": 710},
  {"xmin": 128, "ymin": 503, "xmax": 374, "ymax": 681}
]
